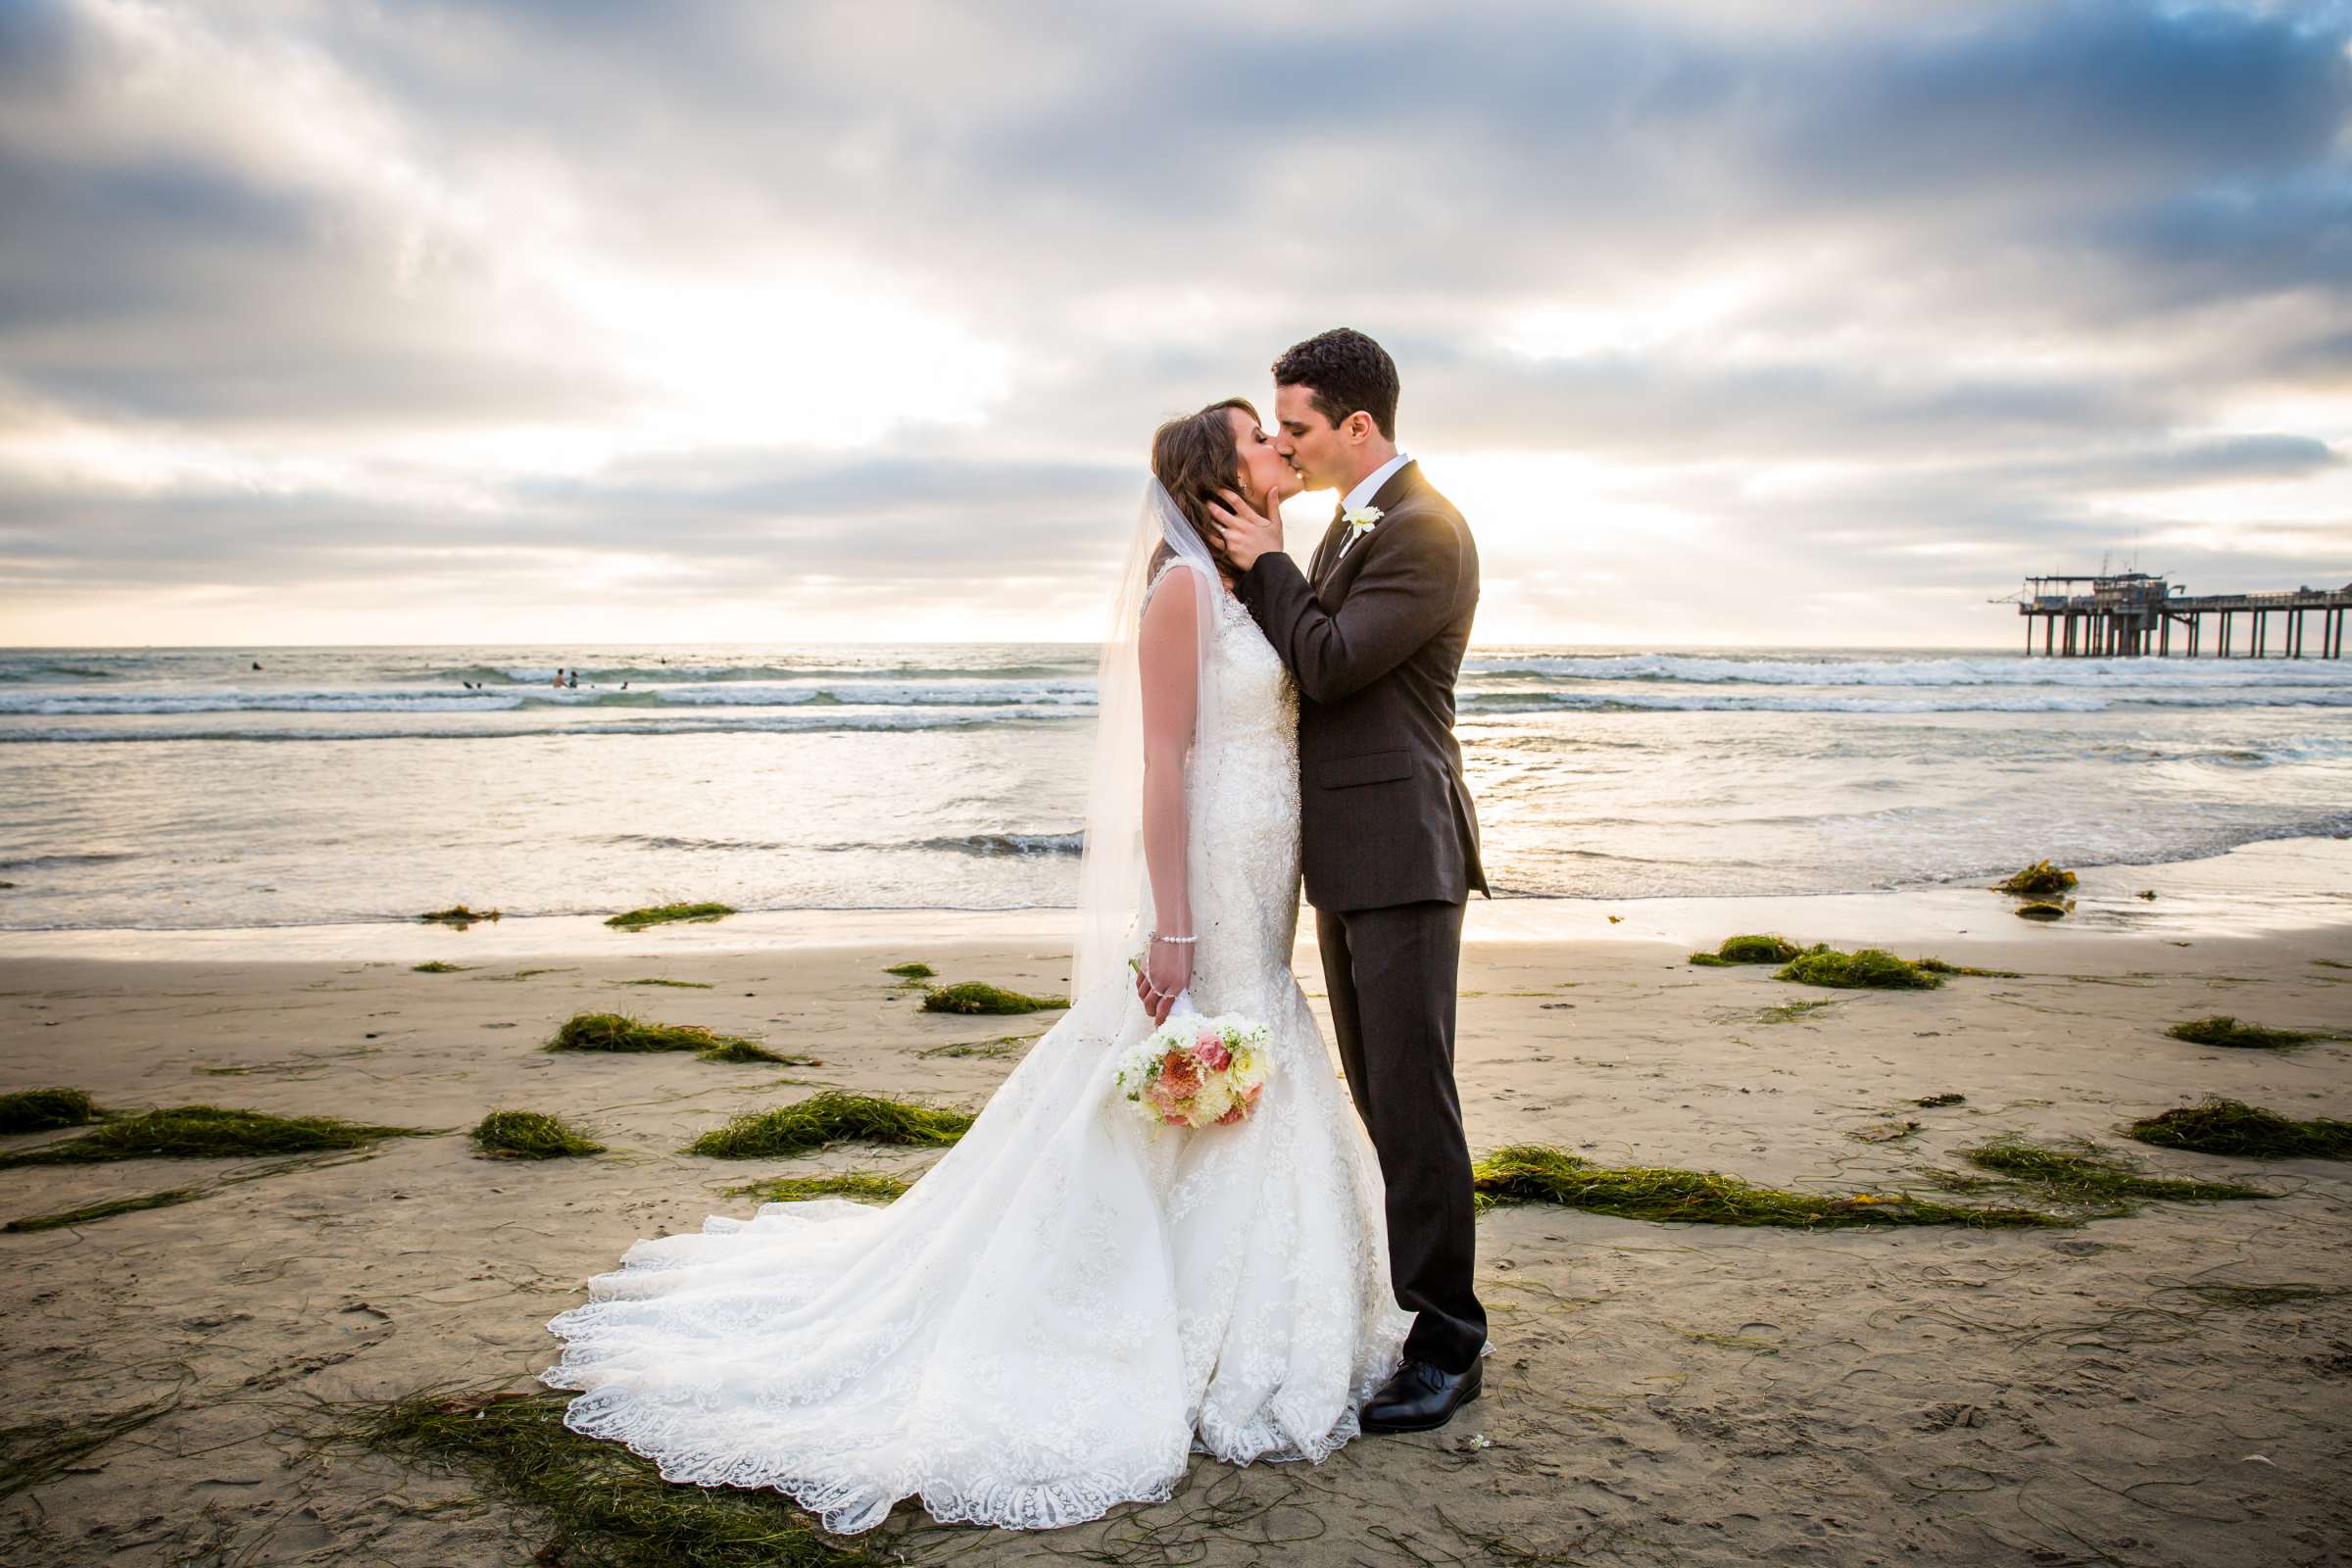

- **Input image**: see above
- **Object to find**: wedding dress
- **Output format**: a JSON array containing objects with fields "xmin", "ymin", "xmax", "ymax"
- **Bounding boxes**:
[{"xmin": 539, "ymin": 544, "xmax": 1411, "ymax": 1534}]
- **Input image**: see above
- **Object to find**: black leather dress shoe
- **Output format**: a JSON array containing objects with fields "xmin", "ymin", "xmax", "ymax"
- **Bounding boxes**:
[{"xmin": 1360, "ymin": 1357, "xmax": 1483, "ymax": 1434}]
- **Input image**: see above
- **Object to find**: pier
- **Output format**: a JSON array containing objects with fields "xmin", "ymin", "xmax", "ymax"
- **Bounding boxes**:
[{"xmin": 2009, "ymin": 572, "xmax": 2351, "ymax": 659}]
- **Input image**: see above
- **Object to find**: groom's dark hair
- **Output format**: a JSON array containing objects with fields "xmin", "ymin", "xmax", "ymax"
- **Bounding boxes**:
[{"xmin": 1272, "ymin": 328, "xmax": 1398, "ymax": 441}]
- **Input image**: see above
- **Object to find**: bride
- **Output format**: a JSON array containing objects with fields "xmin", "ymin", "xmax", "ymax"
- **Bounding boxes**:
[{"xmin": 537, "ymin": 398, "xmax": 1412, "ymax": 1535}]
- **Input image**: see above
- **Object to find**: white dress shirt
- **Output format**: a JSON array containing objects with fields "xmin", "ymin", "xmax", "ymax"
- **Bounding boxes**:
[{"xmin": 1333, "ymin": 449, "xmax": 1412, "ymax": 564}]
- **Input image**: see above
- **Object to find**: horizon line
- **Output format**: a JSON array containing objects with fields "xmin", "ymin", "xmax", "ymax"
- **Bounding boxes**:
[{"xmin": 0, "ymin": 637, "xmax": 2039, "ymax": 654}]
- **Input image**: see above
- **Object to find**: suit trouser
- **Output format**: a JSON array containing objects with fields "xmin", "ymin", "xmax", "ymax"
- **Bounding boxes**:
[{"xmin": 1316, "ymin": 898, "xmax": 1486, "ymax": 1374}]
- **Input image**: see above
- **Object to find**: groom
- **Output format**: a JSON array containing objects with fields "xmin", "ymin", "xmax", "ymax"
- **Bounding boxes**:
[{"xmin": 1208, "ymin": 328, "xmax": 1489, "ymax": 1433}]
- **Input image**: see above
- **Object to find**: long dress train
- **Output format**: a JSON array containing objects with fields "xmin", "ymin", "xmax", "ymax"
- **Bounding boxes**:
[{"xmin": 538, "ymin": 572, "xmax": 1409, "ymax": 1534}]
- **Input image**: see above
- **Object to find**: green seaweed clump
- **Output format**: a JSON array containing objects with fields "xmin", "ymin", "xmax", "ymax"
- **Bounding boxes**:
[
  {"xmin": 727, "ymin": 1170, "xmax": 913, "ymax": 1204},
  {"xmin": 1959, "ymin": 1137, "xmax": 2271, "ymax": 1208},
  {"xmin": 696, "ymin": 1038, "xmax": 815, "ymax": 1065},
  {"xmin": 544, "ymin": 1012, "xmax": 814, "ymax": 1065},
  {"xmin": 885, "ymin": 961, "xmax": 937, "ymax": 980},
  {"xmin": 605, "ymin": 902, "xmax": 735, "ymax": 931},
  {"xmin": 0, "ymin": 1392, "xmax": 186, "ymax": 1499},
  {"xmin": 1994, "ymin": 859, "xmax": 2079, "ymax": 896},
  {"xmin": 1469, "ymin": 1144, "xmax": 2058, "ymax": 1229},
  {"xmin": 1774, "ymin": 946, "xmax": 1944, "ymax": 991},
  {"xmin": 919, "ymin": 981, "xmax": 1069, "ymax": 1015},
  {"xmin": 0, "ymin": 1087, "xmax": 101, "ymax": 1135},
  {"xmin": 685, "ymin": 1091, "xmax": 973, "ymax": 1159},
  {"xmin": 419, "ymin": 905, "xmax": 500, "ymax": 925},
  {"xmin": 1689, "ymin": 933, "xmax": 1803, "ymax": 967},
  {"xmin": 2127, "ymin": 1099, "xmax": 2352, "ymax": 1160},
  {"xmin": 2014, "ymin": 900, "xmax": 2071, "ymax": 921},
  {"xmin": 1914, "ymin": 1092, "xmax": 1967, "ymax": 1108},
  {"xmin": 411, "ymin": 960, "xmax": 469, "ymax": 973},
  {"xmin": 6, "ymin": 1187, "xmax": 211, "ymax": 1233},
  {"xmin": 0, "ymin": 1104, "xmax": 435, "ymax": 1168},
  {"xmin": 338, "ymin": 1386, "xmax": 875, "ymax": 1568},
  {"xmin": 548, "ymin": 1011, "xmax": 732, "ymax": 1053},
  {"xmin": 918, "ymin": 1035, "xmax": 1033, "ymax": 1059},
  {"xmin": 2167, "ymin": 1015, "xmax": 2339, "ymax": 1050},
  {"xmin": 472, "ymin": 1110, "xmax": 607, "ymax": 1160},
  {"xmin": 1911, "ymin": 956, "xmax": 2021, "ymax": 978}
]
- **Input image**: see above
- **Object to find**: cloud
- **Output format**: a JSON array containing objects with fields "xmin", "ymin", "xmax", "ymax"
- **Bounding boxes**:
[{"xmin": 0, "ymin": 0, "xmax": 2346, "ymax": 643}]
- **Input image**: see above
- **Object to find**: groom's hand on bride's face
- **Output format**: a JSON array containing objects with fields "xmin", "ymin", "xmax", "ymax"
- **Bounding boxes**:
[{"xmin": 1208, "ymin": 489, "xmax": 1282, "ymax": 572}]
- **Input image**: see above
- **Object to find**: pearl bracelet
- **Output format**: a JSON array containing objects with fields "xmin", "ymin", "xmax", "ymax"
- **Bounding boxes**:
[{"xmin": 1149, "ymin": 932, "xmax": 1197, "ymax": 945}]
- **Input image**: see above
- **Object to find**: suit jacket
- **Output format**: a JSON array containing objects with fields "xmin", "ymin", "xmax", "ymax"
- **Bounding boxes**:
[{"xmin": 1237, "ymin": 459, "xmax": 1489, "ymax": 911}]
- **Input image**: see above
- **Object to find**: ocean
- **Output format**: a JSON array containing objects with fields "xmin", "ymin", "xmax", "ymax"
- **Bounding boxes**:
[{"xmin": 2, "ymin": 643, "xmax": 2347, "ymax": 933}]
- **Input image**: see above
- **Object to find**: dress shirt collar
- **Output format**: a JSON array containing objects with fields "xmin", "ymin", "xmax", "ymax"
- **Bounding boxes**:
[{"xmin": 1341, "ymin": 450, "xmax": 1412, "ymax": 514}]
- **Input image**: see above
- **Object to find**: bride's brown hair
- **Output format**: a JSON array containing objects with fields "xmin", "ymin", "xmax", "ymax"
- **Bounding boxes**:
[{"xmin": 1149, "ymin": 397, "xmax": 1258, "ymax": 582}]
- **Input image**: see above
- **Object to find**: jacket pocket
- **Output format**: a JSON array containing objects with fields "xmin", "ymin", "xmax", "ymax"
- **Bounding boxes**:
[{"xmin": 1317, "ymin": 749, "xmax": 1412, "ymax": 789}]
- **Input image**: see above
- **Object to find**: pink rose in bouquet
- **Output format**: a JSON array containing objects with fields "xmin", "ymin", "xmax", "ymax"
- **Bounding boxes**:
[{"xmin": 1113, "ymin": 1011, "xmax": 1272, "ymax": 1132}]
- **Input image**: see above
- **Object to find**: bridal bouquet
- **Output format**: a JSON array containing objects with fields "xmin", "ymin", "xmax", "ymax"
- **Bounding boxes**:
[{"xmin": 1113, "ymin": 1011, "xmax": 1272, "ymax": 1130}]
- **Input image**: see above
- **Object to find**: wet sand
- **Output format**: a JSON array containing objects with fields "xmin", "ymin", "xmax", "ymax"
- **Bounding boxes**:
[{"xmin": 2, "ymin": 852, "xmax": 2349, "ymax": 1565}]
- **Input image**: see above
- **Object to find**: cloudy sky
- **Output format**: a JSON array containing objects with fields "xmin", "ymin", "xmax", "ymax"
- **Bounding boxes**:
[{"xmin": 2, "ymin": 0, "xmax": 2347, "ymax": 648}]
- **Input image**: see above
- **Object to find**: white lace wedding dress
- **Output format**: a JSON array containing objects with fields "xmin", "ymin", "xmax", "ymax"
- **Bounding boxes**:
[{"xmin": 538, "ymin": 566, "xmax": 1410, "ymax": 1535}]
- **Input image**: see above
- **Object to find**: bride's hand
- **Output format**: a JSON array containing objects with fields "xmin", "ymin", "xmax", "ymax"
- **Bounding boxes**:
[
  {"xmin": 1207, "ymin": 488, "xmax": 1283, "ymax": 572},
  {"xmin": 1139, "ymin": 943, "xmax": 1191, "ymax": 1024}
]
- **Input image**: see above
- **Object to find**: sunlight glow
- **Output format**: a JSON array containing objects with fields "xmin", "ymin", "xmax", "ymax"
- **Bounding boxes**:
[{"xmin": 550, "ymin": 265, "xmax": 1010, "ymax": 449}]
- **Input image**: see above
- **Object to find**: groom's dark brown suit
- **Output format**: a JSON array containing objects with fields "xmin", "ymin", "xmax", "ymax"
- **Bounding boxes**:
[{"xmin": 1235, "ymin": 458, "xmax": 1489, "ymax": 1376}]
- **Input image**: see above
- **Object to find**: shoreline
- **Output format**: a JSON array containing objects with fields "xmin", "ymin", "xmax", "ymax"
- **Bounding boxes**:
[
  {"xmin": 5, "ymin": 832, "xmax": 2346, "ymax": 961},
  {"xmin": 1, "ymin": 901, "xmax": 2347, "ymax": 1564}
]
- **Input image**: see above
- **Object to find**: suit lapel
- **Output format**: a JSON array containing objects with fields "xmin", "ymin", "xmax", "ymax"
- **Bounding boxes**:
[{"xmin": 1322, "ymin": 461, "xmax": 1423, "ymax": 587}]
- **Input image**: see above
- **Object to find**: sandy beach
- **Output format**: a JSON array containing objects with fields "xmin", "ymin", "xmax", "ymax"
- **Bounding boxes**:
[
  {"xmin": 2, "ymin": 844, "xmax": 2349, "ymax": 1567},
  {"xmin": 10, "ymin": 3, "xmax": 2352, "ymax": 1563}
]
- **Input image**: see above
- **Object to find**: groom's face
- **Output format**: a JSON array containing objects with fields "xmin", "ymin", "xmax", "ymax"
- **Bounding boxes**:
[{"xmin": 1274, "ymin": 383, "xmax": 1348, "ymax": 493}]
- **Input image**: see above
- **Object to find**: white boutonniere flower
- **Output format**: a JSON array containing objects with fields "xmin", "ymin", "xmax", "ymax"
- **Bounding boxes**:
[{"xmin": 1342, "ymin": 505, "xmax": 1384, "ymax": 540}]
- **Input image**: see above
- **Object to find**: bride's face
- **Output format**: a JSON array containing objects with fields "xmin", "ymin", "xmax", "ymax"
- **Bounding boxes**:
[{"xmin": 1228, "ymin": 408, "xmax": 1304, "ymax": 510}]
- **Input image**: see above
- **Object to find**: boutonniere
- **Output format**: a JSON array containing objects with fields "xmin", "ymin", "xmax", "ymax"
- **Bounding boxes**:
[{"xmin": 1342, "ymin": 505, "xmax": 1384, "ymax": 540}]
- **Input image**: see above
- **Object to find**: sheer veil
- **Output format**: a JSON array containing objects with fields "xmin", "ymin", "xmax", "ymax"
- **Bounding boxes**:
[{"xmin": 1070, "ymin": 479, "xmax": 1222, "ymax": 998}]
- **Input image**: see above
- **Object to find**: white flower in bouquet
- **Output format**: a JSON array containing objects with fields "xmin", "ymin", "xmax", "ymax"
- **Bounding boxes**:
[{"xmin": 1113, "ymin": 1010, "xmax": 1272, "ymax": 1130}]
